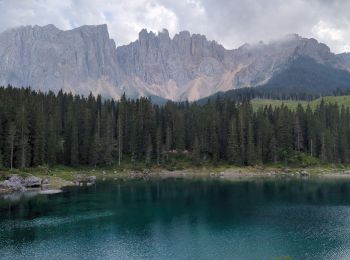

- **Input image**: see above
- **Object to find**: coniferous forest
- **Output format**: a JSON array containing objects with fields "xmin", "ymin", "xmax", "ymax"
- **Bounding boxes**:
[{"xmin": 0, "ymin": 86, "xmax": 349, "ymax": 169}]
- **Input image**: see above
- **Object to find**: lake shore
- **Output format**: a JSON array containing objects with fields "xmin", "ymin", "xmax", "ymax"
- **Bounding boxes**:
[{"xmin": 2, "ymin": 165, "xmax": 350, "ymax": 195}]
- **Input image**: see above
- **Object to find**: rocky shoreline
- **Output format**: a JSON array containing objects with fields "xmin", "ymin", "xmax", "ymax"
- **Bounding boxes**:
[
  {"xmin": 1, "ymin": 166, "xmax": 350, "ymax": 195},
  {"xmin": 0, "ymin": 175, "xmax": 48, "ymax": 193},
  {"xmin": 0, "ymin": 174, "xmax": 98, "ymax": 195}
]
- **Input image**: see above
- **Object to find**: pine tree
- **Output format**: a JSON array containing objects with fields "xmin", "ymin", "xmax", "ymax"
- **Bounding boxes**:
[
  {"xmin": 70, "ymin": 119, "xmax": 79, "ymax": 166},
  {"xmin": 156, "ymin": 126, "xmax": 162, "ymax": 165},
  {"xmin": 16, "ymin": 104, "xmax": 30, "ymax": 168},
  {"xmin": 145, "ymin": 134, "xmax": 152, "ymax": 164},
  {"xmin": 0, "ymin": 86, "xmax": 349, "ymax": 168},
  {"xmin": 294, "ymin": 115, "xmax": 304, "ymax": 151},
  {"xmin": 32, "ymin": 103, "xmax": 46, "ymax": 166},
  {"xmin": 227, "ymin": 118, "xmax": 240, "ymax": 164},
  {"xmin": 247, "ymin": 120, "xmax": 256, "ymax": 165},
  {"xmin": 46, "ymin": 117, "xmax": 57, "ymax": 166},
  {"xmin": 6, "ymin": 122, "xmax": 16, "ymax": 169},
  {"xmin": 192, "ymin": 135, "xmax": 201, "ymax": 165},
  {"xmin": 269, "ymin": 136, "xmax": 278, "ymax": 164},
  {"xmin": 117, "ymin": 95, "xmax": 125, "ymax": 166}
]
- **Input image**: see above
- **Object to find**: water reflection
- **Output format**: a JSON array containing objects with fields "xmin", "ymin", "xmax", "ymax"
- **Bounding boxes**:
[{"xmin": 1, "ymin": 178, "xmax": 350, "ymax": 259}]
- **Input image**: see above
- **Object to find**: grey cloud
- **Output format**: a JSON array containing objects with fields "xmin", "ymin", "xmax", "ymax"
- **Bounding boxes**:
[{"xmin": 0, "ymin": 0, "xmax": 350, "ymax": 53}]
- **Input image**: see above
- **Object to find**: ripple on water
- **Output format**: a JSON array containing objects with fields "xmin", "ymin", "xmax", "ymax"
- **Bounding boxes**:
[{"xmin": 0, "ymin": 210, "xmax": 115, "ymax": 232}]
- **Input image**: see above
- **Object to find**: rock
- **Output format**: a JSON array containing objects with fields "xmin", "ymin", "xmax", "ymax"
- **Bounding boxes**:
[
  {"xmin": 300, "ymin": 170, "xmax": 310, "ymax": 177},
  {"xmin": 87, "ymin": 176, "xmax": 96, "ymax": 183},
  {"xmin": 23, "ymin": 176, "xmax": 42, "ymax": 187},
  {"xmin": 0, "ymin": 174, "xmax": 46, "ymax": 192},
  {"xmin": 0, "ymin": 24, "xmax": 343, "ymax": 102},
  {"xmin": 0, "ymin": 24, "xmax": 123, "ymax": 99},
  {"xmin": 1, "ymin": 179, "xmax": 25, "ymax": 192},
  {"xmin": 86, "ymin": 182, "xmax": 94, "ymax": 187},
  {"xmin": 143, "ymin": 169, "xmax": 151, "ymax": 175},
  {"xmin": 219, "ymin": 172, "xmax": 225, "ymax": 177},
  {"xmin": 42, "ymin": 179, "xmax": 49, "ymax": 185},
  {"xmin": 9, "ymin": 175, "xmax": 23, "ymax": 184},
  {"xmin": 39, "ymin": 189, "xmax": 62, "ymax": 195}
]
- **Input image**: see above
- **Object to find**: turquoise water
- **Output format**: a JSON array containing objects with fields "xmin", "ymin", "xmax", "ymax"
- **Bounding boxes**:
[{"xmin": 1, "ymin": 178, "xmax": 350, "ymax": 259}]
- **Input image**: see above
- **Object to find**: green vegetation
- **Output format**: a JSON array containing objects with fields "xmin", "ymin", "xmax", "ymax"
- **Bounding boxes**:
[
  {"xmin": 252, "ymin": 95, "xmax": 350, "ymax": 111},
  {"xmin": 1, "ymin": 87, "xmax": 350, "ymax": 171}
]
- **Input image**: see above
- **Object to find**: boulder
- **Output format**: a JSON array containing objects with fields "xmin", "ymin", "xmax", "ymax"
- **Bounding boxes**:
[
  {"xmin": 9, "ymin": 175, "xmax": 24, "ymax": 184},
  {"xmin": 143, "ymin": 169, "xmax": 151, "ymax": 175},
  {"xmin": 300, "ymin": 170, "xmax": 310, "ymax": 177},
  {"xmin": 1, "ymin": 179, "xmax": 25, "ymax": 191},
  {"xmin": 23, "ymin": 176, "xmax": 42, "ymax": 187},
  {"xmin": 87, "ymin": 176, "xmax": 96, "ymax": 183}
]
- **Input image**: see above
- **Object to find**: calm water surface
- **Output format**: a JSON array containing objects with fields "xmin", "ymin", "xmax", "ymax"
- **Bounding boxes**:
[{"xmin": 1, "ymin": 178, "xmax": 350, "ymax": 259}]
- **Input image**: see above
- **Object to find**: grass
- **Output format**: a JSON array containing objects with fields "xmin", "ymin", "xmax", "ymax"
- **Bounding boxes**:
[
  {"xmin": 251, "ymin": 95, "xmax": 350, "ymax": 111},
  {"xmin": 1, "ymin": 153, "xmax": 350, "ymax": 184}
]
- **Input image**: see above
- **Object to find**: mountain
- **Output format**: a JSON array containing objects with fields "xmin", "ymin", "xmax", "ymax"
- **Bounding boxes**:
[
  {"xmin": 0, "ymin": 24, "xmax": 350, "ymax": 101},
  {"xmin": 0, "ymin": 24, "xmax": 125, "ymax": 99},
  {"xmin": 260, "ymin": 56, "xmax": 350, "ymax": 95}
]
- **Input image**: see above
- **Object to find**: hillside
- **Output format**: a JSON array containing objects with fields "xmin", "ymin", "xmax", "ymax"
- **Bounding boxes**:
[
  {"xmin": 251, "ymin": 95, "xmax": 350, "ymax": 110},
  {"xmin": 260, "ymin": 56, "xmax": 350, "ymax": 95}
]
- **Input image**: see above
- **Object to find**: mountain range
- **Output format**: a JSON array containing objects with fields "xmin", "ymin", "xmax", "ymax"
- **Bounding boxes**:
[{"xmin": 0, "ymin": 24, "xmax": 350, "ymax": 101}]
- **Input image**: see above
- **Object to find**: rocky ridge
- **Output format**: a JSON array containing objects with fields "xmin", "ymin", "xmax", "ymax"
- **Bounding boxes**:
[{"xmin": 0, "ymin": 25, "xmax": 349, "ymax": 101}]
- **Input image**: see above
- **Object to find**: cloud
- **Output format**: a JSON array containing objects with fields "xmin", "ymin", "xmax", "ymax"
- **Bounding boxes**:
[{"xmin": 0, "ymin": 0, "xmax": 350, "ymax": 53}]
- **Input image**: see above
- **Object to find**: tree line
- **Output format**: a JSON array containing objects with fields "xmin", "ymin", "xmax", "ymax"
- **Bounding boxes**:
[
  {"xmin": 199, "ymin": 85, "xmax": 350, "ymax": 104},
  {"xmin": 0, "ymin": 86, "xmax": 349, "ymax": 169}
]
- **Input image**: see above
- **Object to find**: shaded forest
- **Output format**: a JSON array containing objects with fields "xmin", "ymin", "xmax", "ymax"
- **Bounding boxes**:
[{"xmin": 0, "ymin": 86, "xmax": 349, "ymax": 169}]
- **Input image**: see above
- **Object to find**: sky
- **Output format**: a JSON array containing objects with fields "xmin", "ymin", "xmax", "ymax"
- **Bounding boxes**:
[{"xmin": 0, "ymin": 0, "xmax": 350, "ymax": 53}]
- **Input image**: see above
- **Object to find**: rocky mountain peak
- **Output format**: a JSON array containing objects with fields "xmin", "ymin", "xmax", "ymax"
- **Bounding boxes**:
[{"xmin": 0, "ymin": 24, "xmax": 349, "ymax": 102}]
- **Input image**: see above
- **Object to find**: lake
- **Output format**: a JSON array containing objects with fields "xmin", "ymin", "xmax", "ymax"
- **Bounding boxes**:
[{"xmin": 1, "ymin": 178, "xmax": 350, "ymax": 259}]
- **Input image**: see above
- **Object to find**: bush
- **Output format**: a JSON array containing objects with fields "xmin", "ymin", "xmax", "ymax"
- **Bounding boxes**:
[{"xmin": 288, "ymin": 152, "xmax": 320, "ymax": 166}]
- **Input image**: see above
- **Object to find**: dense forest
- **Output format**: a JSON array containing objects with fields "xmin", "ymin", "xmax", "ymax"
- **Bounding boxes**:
[
  {"xmin": 0, "ymin": 86, "xmax": 349, "ymax": 169},
  {"xmin": 199, "ymin": 82, "xmax": 350, "ymax": 105}
]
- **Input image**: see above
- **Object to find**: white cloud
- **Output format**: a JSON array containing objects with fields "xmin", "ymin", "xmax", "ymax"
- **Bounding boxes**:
[{"xmin": 313, "ymin": 21, "xmax": 344, "ymax": 41}]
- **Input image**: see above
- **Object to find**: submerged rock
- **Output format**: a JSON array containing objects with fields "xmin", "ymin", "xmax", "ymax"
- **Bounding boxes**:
[{"xmin": 39, "ymin": 189, "xmax": 62, "ymax": 195}]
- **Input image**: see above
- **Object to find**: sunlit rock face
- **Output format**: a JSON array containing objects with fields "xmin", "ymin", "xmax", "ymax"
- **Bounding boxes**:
[{"xmin": 0, "ymin": 25, "xmax": 347, "ymax": 101}]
